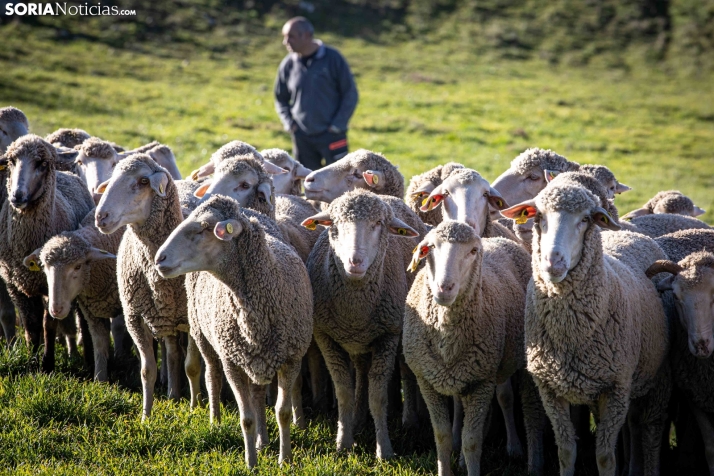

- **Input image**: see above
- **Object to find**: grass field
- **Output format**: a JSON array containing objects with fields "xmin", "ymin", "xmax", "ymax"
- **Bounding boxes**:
[{"xmin": 0, "ymin": 18, "xmax": 713, "ymax": 475}]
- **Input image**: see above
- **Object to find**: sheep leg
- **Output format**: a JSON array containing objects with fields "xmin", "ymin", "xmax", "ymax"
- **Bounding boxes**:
[
  {"xmin": 595, "ymin": 387, "xmax": 631, "ymax": 476},
  {"xmin": 223, "ymin": 360, "xmax": 258, "ymax": 468},
  {"xmin": 0, "ymin": 279, "xmax": 16, "ymax": 345},
  {"xmin": 126, "ymin": 316, "xmax": 157, "ymax": 420},
  {"xmin": 193, "ymin": 330, "xmax": 222, "ymax": 424},
  {"xmin": 452, "ymin": 396, "xmax": 463, "ymax": 453},
  {"xmin": 314, "ymin": 329, "xmax": 355, "ymax": 452},
  {"xmin": 418, "ymin": 376, "xmax": 453, "ymax": 476},
  {"xmin": 251, "ymin": 383, "xmax": 269, "ymax": 451},
  {"xmin": 537, "ymin": 383, "xmax": 576, "ymax": 476},
  {"xmin": 461, "ymin": 383, "xmax": 496, "ymax": 476},
  {"xmin": 520, "ymin": 370, "xmax": 546, "ymax": 476},
  {"xmin": 6, "ymin": 285, "xmax": 42, "ymax": 351},
  {"xmin": 689, "ymin": 401, "xmax": 714, "ymax": 475},
  {"xmin": 163, "ymin": 335, "xmax": 182, "ymax": 401},
  {"xmin": 73, "ymin": 307, "xmax": 89, "ymax": 367},
  {"xmin": 627, "ymin": 404, "xmax": 645, "ymax": 476},
  {"xmin": 291, "ymin": 363, "xmax": 305, "ymax": 429},
  {"xmin": 277, "ymin": 359, "xmax": 302, "ymax": 464},
  {"xmin": 185, "ymin": 334, "xmax": 202, "ymax": 409},
  {"xmin": 110, "ymin": 314, "xmax": 131, "ymax": 359},
  {"xmin": 306, "ymin": 339, "xmax": 329, "ymax": 413},
  {"xmin": 159, "ymin": 339, "xmax": 168, "ymax": 389},
  {"xmin": 353, "ymin": 352, "xmax": 371, "ymax": 435},
  {"xmin": 42, "ymin": 310, "xmax": 58, "ymax": 373},
  {"xmin": 84, "ymin": 312, "xmax": 110, "ymax": 382},
  {"xmin": 368, "ymin": 334, "xmax": 398, "ymax": 459},
  {"xmin": 497, "ymin": 377, "xmax": 524, "ymax": 458},
  {"xmin": 400, "ymin": 352, "xmax": 420, "ymax": 430}
]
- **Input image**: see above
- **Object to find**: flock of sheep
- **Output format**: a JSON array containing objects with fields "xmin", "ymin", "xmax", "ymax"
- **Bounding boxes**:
[{"xmin": 0, "ymin": 104, "xmax": 713, "ymax": 476}]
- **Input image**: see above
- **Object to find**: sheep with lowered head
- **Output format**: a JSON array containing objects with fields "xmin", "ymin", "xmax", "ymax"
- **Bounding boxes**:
[
  {"xmin": 95, "ymin": 153, "xmax": 201, "ymax": 418},
  {"xmin": 0, "ymin": 134, "xmax": 94, "ymax": 371},
  {"xmin": 261, "ymin": 148, "xmax": 311, "ymax": 196},
  {"xmin": 189, "ymin": 140, "xmax": 286, "ymax": 180},
  {"xmin": 155, "ymin": 195, "xmax": 313, "ymax": 467},
  {"xmin": 302, "ymin": 189, "xmax": 420, "ymax": 459},
  {"xmin": 45, "ymin": 128, "xmax": 91, "ymax": 148},
  {"xmin": 501, "ymin": 181, "xmax": 671, "ymax": 476},
  {"xmin": 403, "ymin": 220, "xmax": 544, "ymax": 476},
  {"xmin": 623, "ymin": 190, "xmax": 706, "ymax": 220}
]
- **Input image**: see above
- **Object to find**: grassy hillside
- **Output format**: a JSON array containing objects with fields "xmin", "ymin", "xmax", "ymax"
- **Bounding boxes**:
[{"xmin": 0, "ymin": 15, "xmax": 712, "ymax": 474}]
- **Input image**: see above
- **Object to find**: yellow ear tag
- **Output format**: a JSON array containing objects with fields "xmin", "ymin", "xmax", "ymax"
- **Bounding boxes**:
[
  {"xmin": 421, "ymin": 197, "xmax": 429, "ymax": 207},
  {"xmin": 0, "ymin": 165, "xmax": 6, "ymax": 171},
  {"xmin": 601, "ymin": 216, "xmax": 609, "ymax": 224},
  {"xmin": 372, "ymin": 175, "xmax": 379, "ymax": 185},
  {"xmin": 496, "ymin": 199, "xmax": 503, "ymax": 208},
  {"xmin": 159, "ymin": 183, "xmax": 165, "ymax": 194},
  {"xmin": 270, "ymin": 195, "xmax": 274, "ymax": 204},
  {"xmin": 226, "ymin": 222, "xmax": 234, "ymax": 234},
  {"xmin": 407, "ymin": 257, "xmax": 420, "ymax": 273},
  {"xmin": 515, "ymin": 209, "xmax": 529, "ymax": 225},
  {"xmin": 99, "ymin": 249, "xmax": 109, "ymax": 254},
  {"xmin": 412, "ymin": 245, "xmax": 419, "ymax": 254},
  {"xmin": 304, "ymin": 219, "xmax": 317, "ymax": 231},
  {"xmin": 190, "ymin": 169, "xmax": 200, "ymax": 181},
  {"xmin": 28, "ymin": 261, "xmax": 41, "ymax": 272},
  {"xmin": 397, "ymin": 228, "xmax": 407, "ymax": 236}
]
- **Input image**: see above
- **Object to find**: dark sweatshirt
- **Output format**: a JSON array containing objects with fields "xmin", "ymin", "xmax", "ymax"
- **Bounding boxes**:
[{"xmin": 274, "ymin": 41, "xmax": 359, "ymax": 136}]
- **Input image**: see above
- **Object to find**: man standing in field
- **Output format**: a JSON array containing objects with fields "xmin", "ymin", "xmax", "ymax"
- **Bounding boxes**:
[{"xmin": 274, "ymin": 17, "xmax": 359, "ymax": 169}]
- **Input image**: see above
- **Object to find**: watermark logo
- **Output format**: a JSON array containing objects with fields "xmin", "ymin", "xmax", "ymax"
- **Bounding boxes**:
[{"xmin": 4, "ymin": 3, "xmax": 136, "ymax": 16}]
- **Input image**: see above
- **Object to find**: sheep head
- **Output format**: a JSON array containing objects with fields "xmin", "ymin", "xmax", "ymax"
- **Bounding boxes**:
[
  {"xmin": 95, "ymin": 153, "xmax": 169, "ymax": 234},
  {"xmin": 502, "ymin": 180, "xmax": 619, "ymax": 283},
  {"xmin": 303, "ymin": 149, "xmax": 404, "ymax": 203},
  {"xmin": 193, "ymin": 156, "xmax": 276, "ymax": 212},
  {"xmin": 73, "ymin": 137, "xmax": 120, "ymax": 195},
  {"xmin": 1, "ymin": 134, "xmax": 56, "ymax": 211},
  {"xmin": 0, "ymin": 107, "xmax": 29, "ymax": 154},
  {"xmin": 261, "ymin": 148, "xmax": 311, "ymax": 195},
  {"xmin": 409, "ymin": 220, "xmax": 481, "ymax": 307},
  {"xmin": 302, "ymin": 189, "xmax": 418, "ymax": 280},
  {"xmin": 155, "ymin": 195, "xmax": 246, "ymax": 279},
  {"xmin": 647, "ymin": 253, "xmax": 714, "ymax": 359}
]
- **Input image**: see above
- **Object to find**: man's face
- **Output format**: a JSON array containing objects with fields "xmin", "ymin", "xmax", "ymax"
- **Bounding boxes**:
[{"xmin": 282, "ymin": 23, "xmax": 310, "ymax": 55}]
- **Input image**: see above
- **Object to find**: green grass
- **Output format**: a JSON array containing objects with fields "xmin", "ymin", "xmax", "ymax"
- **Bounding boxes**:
[{"xmin": 0, "ymin": 18, "xmax": 712, "ymax": 474}]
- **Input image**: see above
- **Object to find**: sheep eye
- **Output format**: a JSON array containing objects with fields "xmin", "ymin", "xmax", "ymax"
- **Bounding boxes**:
[
  {"xmin": 470, "ymin": 248, "xmax": 478, "ymax": 255},
  {"xmin": 528, "ymin": 173, "xmax": 540, "ymax": 181},
  {"xmin": 139, "ymin": 177, "xmax": 150, "ymax": 185},
  {"xmin": 74, "ymin": 264, "xmax": 82, "ymax": 271},
  {"xmin": 76, "ymin": 159, "xmax": 83, "ymax": 166}
]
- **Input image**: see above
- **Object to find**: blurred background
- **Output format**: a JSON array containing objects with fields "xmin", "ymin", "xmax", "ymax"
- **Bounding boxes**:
[{"xmin": 1, "ymin": 0, "xmax": 713, "ymax": 218}]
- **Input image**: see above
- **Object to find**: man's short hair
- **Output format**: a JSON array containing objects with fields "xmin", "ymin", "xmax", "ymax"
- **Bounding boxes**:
[{"xmin": 287, "ymin": 16, "xmax": 314, "ymax": 36}]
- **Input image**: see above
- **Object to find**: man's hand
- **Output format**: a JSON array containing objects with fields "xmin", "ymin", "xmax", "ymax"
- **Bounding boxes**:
[{"xmin": 328, "ymin": 125, "xmax": 341, "ymax": 134}]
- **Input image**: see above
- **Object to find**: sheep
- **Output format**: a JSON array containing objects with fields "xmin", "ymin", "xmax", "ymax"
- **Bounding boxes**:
[
  {"xmin": 119, "ymin": 141, "xmax": 182, "ymax": 181},
  {"xmin": 154, "ymin": 195, "xmax": 313, "ymax": 467},
  {"xmin": 302, "ymin": 189, "xmax": 421, "ymax": 459},
  {"xmin": 45, "ymin": 128, "xmax": 91, "ymax": 148},
  {"xmin": 261, "ymin": 148, "xmax": 311, "ymax": 196},
  {"xmin": 578, "ymin": 164, "xmax": 632, "ymax": 199},
  {"xmin": 94, "ymin": 153, "xmax": 201, "ymax": 419},
  {"xmin": 0, "ymin": 106, "xmax": 30, "ymax": 343},
  {"xmin": 405, "ymin": 162, "xmax": 464, "ymax": 226},
  {"xmin": 645, "ymin": 230, "xmax": 714, "ymax": 474},
  {"xmin": 189, "ymin": 140, "xmax": 286, "ymax": 180},
  {"xmin": 22, "ymin": 210, "xmax": 124, "ymax": 381},
  {"xmin": 0, "ymin": 135, "xmax": 94, "ymax": 371},
  {"xmin": 623, "ymin": 190, "xmax": 706, "ymax": 220},
  {"xmin": 303, "ymin": 149, "xmax": 404, "ymax": 203},
  {"xmin": 403, "ymin": 220, "xmax": 545, "ymax": 476},
  {"xmin": 501, "ymin": 181, "xmax": 671, "ymax": 476}
]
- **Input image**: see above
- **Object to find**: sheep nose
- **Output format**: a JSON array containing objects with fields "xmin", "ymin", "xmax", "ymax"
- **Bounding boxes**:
[
  {"xmin": 438, "ymin": 282, "xmax": 455, "ymax": 293},
  {"xmin": 544, "ymin": 251, "xmax": 567, "ymax": 275},
  {"xmin": 155, "ymin": 254, "xmax": 167, "ymax": 266},
  {"xmin": 11, "ymin": 190, "xmax": 27, "ymax": 206},
  {"xmin": 50, "ymin": 304, "xmax": 64, "ymax": 318},
  {"xmin": 95, "ymin": 210, "xmax": 109, "ymax": 226},
  {"xmin": 349, "ymin": 256, "xmax": 363, "ymax": 266},
  {"xmin": 694, "ymin": 339, "xmax": 712, "ymax": 358},
  {"xmin": 305, "ymin": 176, "xmax": 315, "ymax": 183}
]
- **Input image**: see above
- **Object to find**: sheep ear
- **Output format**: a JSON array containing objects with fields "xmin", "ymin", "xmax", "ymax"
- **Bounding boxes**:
[
  {"xmin": 656, "ymin": 275, "xmax": 676, "ymax": 292},
  {"xmin": 57, "ymin": 149, "xmax": 79, "ymax": 162},
  {"xmin": 388, "ymin": 217, "xmax": 419, "ymax": 238},
  {"xmin": 621, "ymin": 207, "xmax": 651, "ymax": 220},
  {"xmin": 486, "ymin": 187, "xmax": 509, "ymax": 210},
  {"xmin": 95, "ymin": 179, "xmax": 111, "ymax": 195},
  {"xmin": 646, "ymin": 260, "xmax": 683, "ymax": 279},
  {"xmin": 214, "ymin": 219, "xmax": 243, "ymax": 241},
  {"xmin": 543, "ymin": 169, "xmax": 560, "ymax": 183},
  {"xmin": 192, "ymin": 162, "xmax": 215, "ymax": 180},
  {"xmin": 500, "ymin": 200, "xmax": 537, "ymax": 224},
  {"xmin": 86, "ymin": 248, "xmax": 116, "ymax": 262},
  {"xmin": 257, "ymin": 182, "xmax": 274, "ymax": 210},
  {"xmin": 301, "ymin": 212, "xmax": 333, "ymax": 230},
  {"xmin": 615, "ymin": 182, "xmax": 632, "ymax": 194},
  {"xmin": 263, "ymin": 161, "xmax": 288, "ymax": 175},
  {"xmin": 420, "ymin": 185, "xmax": 446, "ymax": 212},
  {"xmin": 0, "ymin": 156, "xmax": 7, "ymax": 170},
  {"xmin": 407, "ymin": 241, "xmax": 431, "ymax": 272},
  {"xmin": 194, "ymin": 182, "xmax": 211, "ymax": 199},
  {"xmin": 693, "ymin": 206, "xmax": 706, "ymax": 217},
  {"xmin": 591, "ymin": 207, "xmax": 621, "ymax": 231},
  {"xmin": 409, "ymin": 182, "xmax": 436, "ymax": 203},
  {"xmin": 363, "ymin": 170, "xmax": 385, "ymax": 189},
  {"xmin": 23, "ymin": 249, "xmax": 43, "ymax": 272},
  {"xmin": 92, "ymin": 192, "xmax": 103, "ymax": 206},
  {"xmin": 294, "ymin": 163, "xmax": 311, "ymax": 179},
  {"xmin": 149, "ymin": 171, "xmax": 169, "ymax": 197}
]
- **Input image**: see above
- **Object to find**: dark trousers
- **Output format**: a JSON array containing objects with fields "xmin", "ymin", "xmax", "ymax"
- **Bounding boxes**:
[{"xmin": 291, "ymin": 129, "xmax": 348, "ymax": 170}]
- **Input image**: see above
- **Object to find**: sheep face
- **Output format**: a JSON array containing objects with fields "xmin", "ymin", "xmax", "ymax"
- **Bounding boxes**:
[
  {"xmin": 412, "ymin": 221, "xmax": 481, "ymax": 306},
  {"xmin": 1, "ymin": 135, "xmax": 55, "ymax": 210},
  {"xmin": 95, "ymin": 156, "xmax": 169, "ymax": 234},
  {"xmin": 652, "ymin": 254, "xmax": 714, "ymax": 359},
  {"xmin": 194, "ymin": 160, "xmax": 273, "ymax": 211},
  {"xmin": 262, "ymin": 149, "xmax": 311, "ymax": 195},
  {"xmin": 74, "ymin": 140, "xmax": 119, "ymax": 194},
  {"xmin": 154, "ymin": 200, "xmax": 240, "ymax": 279},
  {"xmin": 0, "ymin": 113, "xmax": 29, "ymax": 154},
  {"xmin": 421, "ymin": 169, "xmax": 508, "ymax": 235},
  {"xmin": 502, "ymin": 184, "xmax": 619, "ymax": 283}
]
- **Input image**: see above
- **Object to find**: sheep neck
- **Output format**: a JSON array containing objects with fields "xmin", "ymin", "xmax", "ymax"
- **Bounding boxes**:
[
  {"xmin": 131, "ymin": 181, "xmax": 182, "ymax": 250},
  {"xmin": 532, "ymin": 222, "xmax": 608, "ymax": 344}
]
